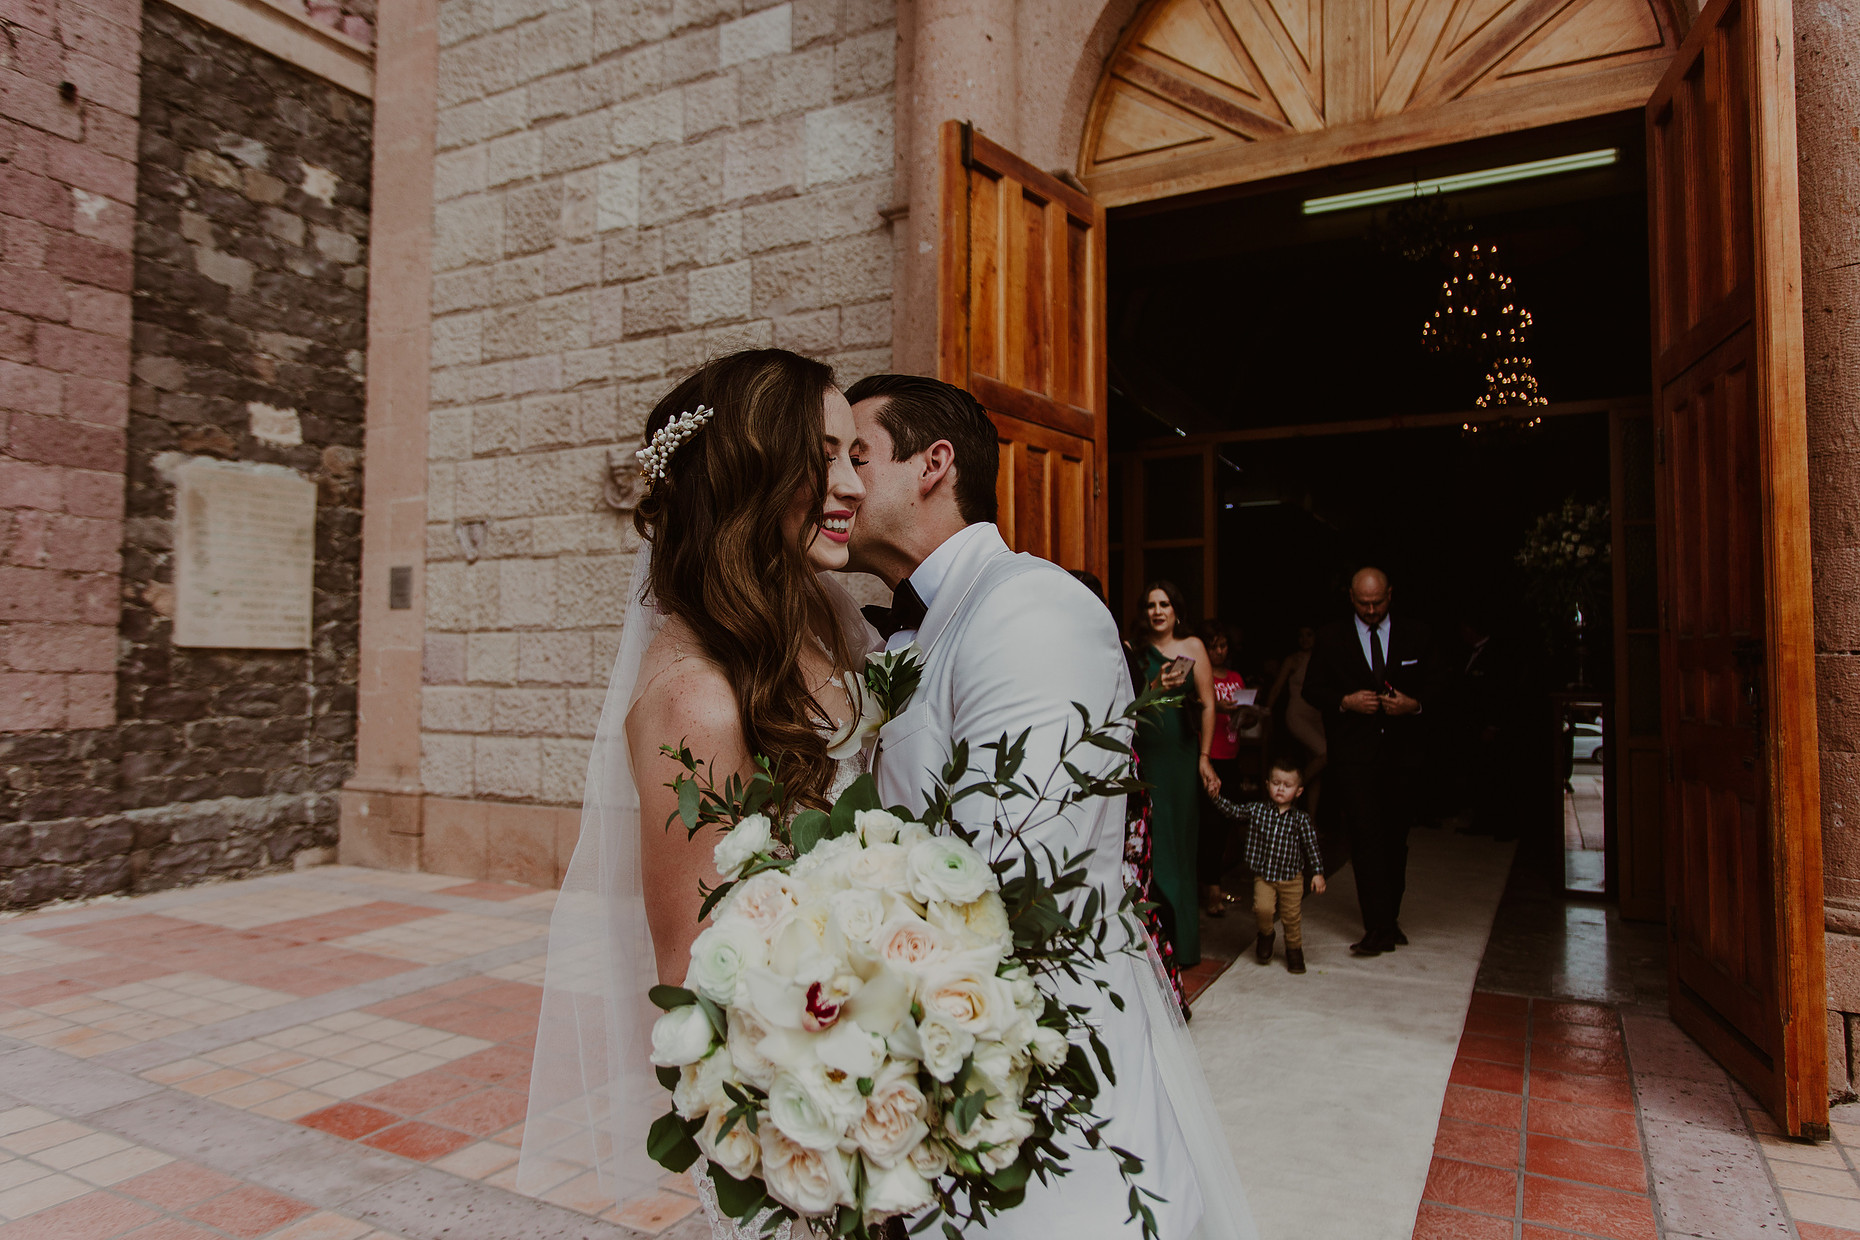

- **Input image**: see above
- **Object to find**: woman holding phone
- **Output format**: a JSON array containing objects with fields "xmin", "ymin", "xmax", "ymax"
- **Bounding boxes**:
[{"xmin": 1131, "ymin": 580, "xmax": 1220, "ymax": 968}]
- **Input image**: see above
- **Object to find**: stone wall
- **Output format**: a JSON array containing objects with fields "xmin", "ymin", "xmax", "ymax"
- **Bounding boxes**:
[
  {"xmin": 0, "ymin": 0, "xmax": 142, "ymax": 735},
  {"xmin": 415, "ymin": 0, "xmax": 896, "ymax": 876},
  {"xmin": 1795, "ymin": 0, "xmax": 1860, "ymax": 1100},
  {"xmin": 0, "ymin": 0, "xmax": 372, "ymax": 907}
]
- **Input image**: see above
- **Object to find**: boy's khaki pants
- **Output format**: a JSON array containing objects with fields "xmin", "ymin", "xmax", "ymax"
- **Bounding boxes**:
[{"xmin": 1253, "ymin": 877, "xmax": 1305, "ymax": 948}]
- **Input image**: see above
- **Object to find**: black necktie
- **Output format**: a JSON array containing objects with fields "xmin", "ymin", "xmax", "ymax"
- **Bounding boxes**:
[
  {"xmin": 1369, "ymin": 622, "xmax": 1386, "ymax": 683},
  {"xmin": 862, "ymin": 580, "xmax": 927, "ymax": 640}
]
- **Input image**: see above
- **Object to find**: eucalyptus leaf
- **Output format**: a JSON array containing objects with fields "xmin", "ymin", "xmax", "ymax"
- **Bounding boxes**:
[
  {"xmin": 646, "ymin": 1110, "xmax": 701, "ymax": 1172},
  {"xmin": 790, "ymin": 808, "xmax": 829, "ymax": 856},
  {"xmin": 648, "ymin": 984, "xmax": 696, "ymax": 1011}
]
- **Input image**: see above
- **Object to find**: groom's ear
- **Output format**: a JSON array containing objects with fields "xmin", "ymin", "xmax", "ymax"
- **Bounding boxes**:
[{"xmin": 918, "ymin": 440, "xmax": 957, "ymax": 497}]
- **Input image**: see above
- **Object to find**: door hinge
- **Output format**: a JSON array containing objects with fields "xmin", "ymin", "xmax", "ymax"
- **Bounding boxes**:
[
  {"xmin": 1656, "ymin": 424, "xmax": 1666, "ymax": 464},
  {"xmin": 1093, "ymin": 473, "xmax": 1101, "ymax": 498}
]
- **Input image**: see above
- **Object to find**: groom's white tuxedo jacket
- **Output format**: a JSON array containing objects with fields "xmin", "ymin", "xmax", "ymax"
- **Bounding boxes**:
[{"xmin": 872, "ymin": 524, "xmax": 1204, "ymax": 1239}]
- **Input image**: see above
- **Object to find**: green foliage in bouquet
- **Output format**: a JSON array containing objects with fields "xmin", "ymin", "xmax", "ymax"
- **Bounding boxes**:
[{"xmin": 642, "ymin": 647, "xmax": 1177, "ymax": 1240}]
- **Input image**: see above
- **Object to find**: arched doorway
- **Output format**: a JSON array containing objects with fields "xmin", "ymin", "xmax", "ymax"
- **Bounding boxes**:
[
  {"xmin": 1079, "ymin": 0, "xmax": 1681, "ymax": 206},
  {"xmin": 935, "ymin": 0, "xmax": 1825, "ymax": 1136}
]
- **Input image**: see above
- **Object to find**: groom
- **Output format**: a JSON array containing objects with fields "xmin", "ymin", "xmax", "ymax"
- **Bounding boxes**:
[{"xmin": 842, "ymin": 374, "xmax": 1204, "ymax": 1238}]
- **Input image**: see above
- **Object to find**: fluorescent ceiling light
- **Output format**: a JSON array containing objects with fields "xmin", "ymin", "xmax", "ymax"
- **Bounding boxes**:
[{"xmin": 1300, "ymin": 148, "xmax": 1621, "ymax": 215}]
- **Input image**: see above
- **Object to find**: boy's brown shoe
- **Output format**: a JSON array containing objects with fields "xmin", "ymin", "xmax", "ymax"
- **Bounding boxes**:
[
  {"xmin": 1286, "ymin": 947, "xmax": 1306, "ymax": 974},
  {"xmin": 1254, "ymin": 931, "xmax": 1274, "ymax": 964}
]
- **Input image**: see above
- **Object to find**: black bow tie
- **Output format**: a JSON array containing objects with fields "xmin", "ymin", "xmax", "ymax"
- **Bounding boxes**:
[{"xmin": 862, "ymin": 580, "xmax": 927, "ymax": 640}]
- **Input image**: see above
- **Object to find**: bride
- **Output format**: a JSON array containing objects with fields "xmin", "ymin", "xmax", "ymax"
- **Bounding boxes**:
[
  {"xmin": 518, "ymin": 349, "xmax": 1255, "ymax": 1238},
  {"xmin": 517, "ymin": 348, "xmax": 880, "ymax": 1236}
]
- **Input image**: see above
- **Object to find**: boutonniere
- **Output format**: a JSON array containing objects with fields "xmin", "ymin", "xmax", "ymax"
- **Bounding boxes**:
[
  {"xmin": 825, "ymin": 646, "xmax": 924, "ymax": 760},
  {"xmin": 863, "ymin": 643, "xmax": 922, "ymax": 721}
]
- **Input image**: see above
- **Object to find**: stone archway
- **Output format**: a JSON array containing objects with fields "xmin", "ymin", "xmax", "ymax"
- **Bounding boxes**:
[{"xmin": 1079, "ymin": 0, "xmax": 1686, "ymax": 205}]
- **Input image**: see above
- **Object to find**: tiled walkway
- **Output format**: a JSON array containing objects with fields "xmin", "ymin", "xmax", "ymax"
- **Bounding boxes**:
[
  {"xmin": 0, "ymin": 865, "xmax": 709, "ymax": 1240},
  {"xmin": 6, "ymin": 860, "xmax": 1858, "ymax": 1240},
  {"xmin": 1415, "ymin": 993, "xmax": 1660, "ymax": 1239}
]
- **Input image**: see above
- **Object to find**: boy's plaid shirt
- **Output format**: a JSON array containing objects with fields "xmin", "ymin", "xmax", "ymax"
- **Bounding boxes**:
[{"xmin": 1215, "ymin": 797, "xmax": 1323, "ymax": 882}]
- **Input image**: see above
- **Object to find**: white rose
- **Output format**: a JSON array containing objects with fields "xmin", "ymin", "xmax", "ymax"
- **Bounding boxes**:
[
  {"xmin": 851, "ymin": 1062, "xmax": 929, "ymax": 1168},
  {"xmin": 896, "ymin": 821, "xmax": 933, "ymax": 851},
  {"xmin": 697, "ymin": 1104, "xmax": 762, "ymax": 1181},
  {"xmin": 916, "ymin": 1011, "xmax": 975, "ymax": 1082},
  {"xmin": 970, "ymin": 1039, "xmax": 1027, "ymax": 1110},
  {"xmin": 907, "ymin": 1137, "xmax": 948, "ymax": 1179},
  {"xmin": 673, "ymin": 1046, "xmax": 735, "ymax": 1119},
  {"xmin": 925, "ymin": 891, "xmax": 1012, "ymax": 953},
  {"xmin": 828, "ymin": 888, "xmax": 888, "ymax": 946},
  {"xmin": 727, "ymin": 1005, "xmax": 778, "ymax": 1090},
  {"xmin": 649, "ymin": 1004, "xmax": 715, "ymax": 1067},
  {"xmin": 998, "ymin": 961, "xmax": 1039, "ymax": 1009},
  {"xmin": 1000, "ymin": 1012, "xmax": 1036, "ymax": 1057},
  {"xmin": 721, "ymin": 871, "xmax": 802, "ymax": 933},
  {"xmin": 854, "ymin": 809, "xmax": 903, "ymax": 845},
  {"xmin": 918, "ymin": 965, "xmax": 1011, "ymax": 1037},
  {"xmin": 873, "ymin": 916, "xmax": 946, "ymax": 975},
  {"xmin": 973, "ymin": 1108, "xmax": 1034, "ymax": 1173},
  {"xmin": 816, "ymin": 1020, "xmax": 885, "ymax": 1080},
  {"xmin": 847, "ymin": 843, "xmax": 911, "ymax": 895},
  {"xmin": 792, "ymin": 834, "xmax": 861, "ymax": 889},
  {"xmin": 713, "ymin": 813, "xmax": 772, "ymax": 879},
  {"xmin": 1030, "ymin": 1025, "xmax": 1069, "ymax": 1069},
  {"xmin": 761, "ymin": 1125, "xmax": 854, "ymax": 1217},
  {"xmin": 863, "ymin": 1158, "xmax": 935, "ymax": 1219},
  {"xmin": 686, "ymin": 919, "xmax": 768, "ymax": 1006},
  {"xmin": 906, "ymin": 837, "xmax": 994, "ymax": 905},
  {"xmin": 767, "ymin": 1065, "xmax": 864, "ymax": 1151}
]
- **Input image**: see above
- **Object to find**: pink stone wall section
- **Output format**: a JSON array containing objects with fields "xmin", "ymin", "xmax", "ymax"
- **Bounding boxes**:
[{"xmin": 0, "ymin": 0, "xmax": 140, "ymax": 731}]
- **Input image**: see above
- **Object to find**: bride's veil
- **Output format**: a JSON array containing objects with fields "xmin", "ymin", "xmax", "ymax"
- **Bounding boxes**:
[
  {"xmin": 517, "ymin": 543, "xmax": 880, "ymax": 1207},
  {"xmin": 517, "ymin": 540, "xmax": 666, "ymax": 1203}
]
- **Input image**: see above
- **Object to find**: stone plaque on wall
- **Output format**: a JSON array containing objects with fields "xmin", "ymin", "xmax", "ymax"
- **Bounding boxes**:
[{"xmin": 173, "ymin": 460, "xmax": 317, "ymax": 649}]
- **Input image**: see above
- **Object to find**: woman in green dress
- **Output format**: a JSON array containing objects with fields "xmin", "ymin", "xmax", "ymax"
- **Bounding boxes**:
[{"xmin": 1131, "ymin": 580, "xmax": 1221, "ymax": 967}]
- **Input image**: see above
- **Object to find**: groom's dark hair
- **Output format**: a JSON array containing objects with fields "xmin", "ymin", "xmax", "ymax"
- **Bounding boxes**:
[{"xmin": 843, "ymin": 374, "xmax": 999, "ymax": 524}]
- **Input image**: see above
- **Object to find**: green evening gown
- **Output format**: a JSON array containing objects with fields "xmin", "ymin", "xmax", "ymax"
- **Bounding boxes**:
[{"xmin": 1135, "ymin": 643, "xmax": 1201, "ymax": 967}]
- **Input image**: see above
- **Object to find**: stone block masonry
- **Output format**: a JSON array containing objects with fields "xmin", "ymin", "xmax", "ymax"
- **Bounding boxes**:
[
  {"xmin": 418, "ymin": 0, "xmax": 897, "ymax": 849},
  {"xmin": 0, "ymin": 1, "xmax": 374, "ymax": 908}
]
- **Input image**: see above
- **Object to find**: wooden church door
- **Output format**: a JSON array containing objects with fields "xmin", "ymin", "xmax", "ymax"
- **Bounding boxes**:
[
  {"xmin": 1647, "ymin": 0, "xmax": 1826, "ymax": 1135},
  {"xmin": 937, "ymin": 122, "xmax": 1109, "ymax": 580}
]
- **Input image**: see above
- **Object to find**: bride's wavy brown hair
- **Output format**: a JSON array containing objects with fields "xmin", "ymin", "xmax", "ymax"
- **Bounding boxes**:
[{"xmin": 633, "ymin": 349, "xmax": 854, "ymax": 809}]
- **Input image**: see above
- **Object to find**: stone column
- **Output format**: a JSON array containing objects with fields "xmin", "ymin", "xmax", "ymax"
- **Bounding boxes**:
[
  {"xmin": 1794, "ymin": 0, "xmax": 1860, "ymax": 1099},
  {"xmin": 893, "ymin": 0, "xmax": 1019, "ymax": 375},
  {"xmin": 338, "ymin": 0, "xmax": 437, "ymax": 868}
]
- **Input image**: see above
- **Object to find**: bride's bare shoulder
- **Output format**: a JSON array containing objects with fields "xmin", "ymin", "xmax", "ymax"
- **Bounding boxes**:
[{"xmin": 626, "ymin": 617, "xmax": 740, "ymax": 743}]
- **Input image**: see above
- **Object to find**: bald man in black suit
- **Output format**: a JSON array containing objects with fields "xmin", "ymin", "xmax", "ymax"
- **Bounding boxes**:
[{"xmin": 1301, "ymin": 567, "xmax": 1437, "ymax": 957}]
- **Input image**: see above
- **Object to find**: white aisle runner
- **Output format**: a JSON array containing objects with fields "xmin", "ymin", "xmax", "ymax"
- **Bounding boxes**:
[{"xmin": 1188, "ymin": 829, "xmax": 1517, "ymax": 1240}]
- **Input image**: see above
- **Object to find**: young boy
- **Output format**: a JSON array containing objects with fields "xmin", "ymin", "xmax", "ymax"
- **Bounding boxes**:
[{"xmin": 1216, "ymin": 759, "xmax": 1326, "ymax": 973}]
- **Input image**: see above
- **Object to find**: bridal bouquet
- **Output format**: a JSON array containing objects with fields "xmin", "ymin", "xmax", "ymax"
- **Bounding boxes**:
[{"xmin": 644, "ymin": 650, "xmax": 1169, "ymax": 1240}]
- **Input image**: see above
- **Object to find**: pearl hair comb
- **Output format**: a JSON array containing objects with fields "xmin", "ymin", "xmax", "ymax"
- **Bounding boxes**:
[{"xmin": 634, "ymin": 405, "xmax": 715, "ymax": 489}]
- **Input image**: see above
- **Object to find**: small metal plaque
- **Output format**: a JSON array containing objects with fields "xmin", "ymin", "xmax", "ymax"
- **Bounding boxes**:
[{"xmin": 388, "ymin": 566, "xmax": 413, "ymax": 610}]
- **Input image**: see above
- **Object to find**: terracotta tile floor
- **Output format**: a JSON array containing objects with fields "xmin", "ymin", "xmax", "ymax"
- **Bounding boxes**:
[
  {"xmin": 0, "ymin": 866, "xmax": 704, "ymax": 1240},
  {"xmin": 1415, "ymin": 990, "xmax": 1860, "ymax": 1240},
  {"xmin": 6, "ymin": 862, "xmax": 1847, "ymax": 1240}
]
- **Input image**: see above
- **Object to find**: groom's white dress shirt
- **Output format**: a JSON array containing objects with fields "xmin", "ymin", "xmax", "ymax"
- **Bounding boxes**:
[
  {"xmin": 871, "ymin": 522, "xmax": 1207, "ymax": 1240},
  {"xmin": 882, "ymin": 520, "xmax": 991, "ymax": 653}
]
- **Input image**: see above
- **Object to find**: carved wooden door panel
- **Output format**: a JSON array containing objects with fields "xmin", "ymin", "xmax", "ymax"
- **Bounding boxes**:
[
  {"xmin": 1647, "ymin": 0, "xmax": 1825, "ymax": 1135},
  {"xmin": 938, "ymin": 122, "xmax": 1108, "ymax": 579}
]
